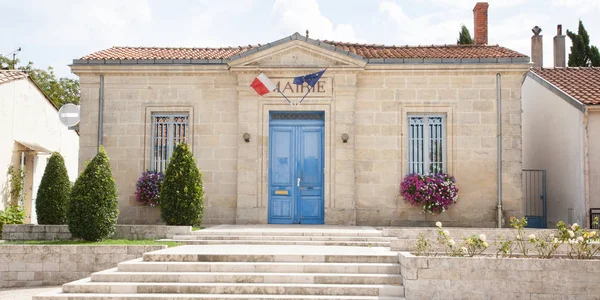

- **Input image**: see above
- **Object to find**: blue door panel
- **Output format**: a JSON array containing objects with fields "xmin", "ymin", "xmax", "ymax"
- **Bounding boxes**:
[
  {"xmin": 269, "ymin": 127, "xmax": 295, "ymax": 224},
  {"xmin": 269, "ymin": 112, "xmax": 324, "ymax": 224}
]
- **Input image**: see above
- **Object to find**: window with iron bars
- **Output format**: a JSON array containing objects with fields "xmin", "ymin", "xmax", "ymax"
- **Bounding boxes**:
[
  {"xmin": 151, "ymin": 114, "xmax": 189, "ymax": 172},
  {"xmin": 408, "ymin": 115, "xmax": 445, "ymax": 175}
]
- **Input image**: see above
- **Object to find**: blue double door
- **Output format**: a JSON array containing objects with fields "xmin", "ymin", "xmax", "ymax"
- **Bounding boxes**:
[{"xmin": 268, "ymin": 112, "xmax": 324, "ymax": 224}]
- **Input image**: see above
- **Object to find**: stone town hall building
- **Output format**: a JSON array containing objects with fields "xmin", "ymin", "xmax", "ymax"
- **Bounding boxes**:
[{"xmin": 72, "ymin": 3, "xmax": 529, "ymax": 227}]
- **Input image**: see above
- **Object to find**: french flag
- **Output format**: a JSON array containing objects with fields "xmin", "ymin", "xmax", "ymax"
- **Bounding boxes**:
[{"xmin": 250, "ymin": 73, "xmax": 276, "ymax": 96}]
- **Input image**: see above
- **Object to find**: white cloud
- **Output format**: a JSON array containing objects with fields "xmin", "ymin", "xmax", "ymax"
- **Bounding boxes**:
[
  {"xmin": 271, "ymin": 0, "xmax": 364, "ymax": 42},
  {"xmin": 379, "ymin": 1, "xmax": 470, "ymax": 45}
]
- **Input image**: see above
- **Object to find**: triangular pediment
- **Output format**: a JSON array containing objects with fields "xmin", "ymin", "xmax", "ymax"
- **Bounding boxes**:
[{"xmin": 228, "ymin": 35, "xmax": 366, "ymax": 69}]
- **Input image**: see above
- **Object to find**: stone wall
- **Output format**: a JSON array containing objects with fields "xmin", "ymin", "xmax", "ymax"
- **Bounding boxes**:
[
  {"xmin": 0, "ymin": 245, "xmax": 166, "ymax": 288},
  {"xmin": 399, "ymin": 252, "xmax": 600, "ymax": 299},
  {"xmin": 1, "ymin": 224, "xmax": 190, "ymax": 241},
  {"xmin": 78, "ymin": 67, "xmax": 239, "ymax": 225},
  {"xmin": 355, "ymin": 68, "xmax": 525, "ymax": 226}
]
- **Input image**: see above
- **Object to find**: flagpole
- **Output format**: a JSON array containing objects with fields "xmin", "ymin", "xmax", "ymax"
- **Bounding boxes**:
[{"xmin": 276, "ymin": 88, "xmax": 295, "ymax": 106}]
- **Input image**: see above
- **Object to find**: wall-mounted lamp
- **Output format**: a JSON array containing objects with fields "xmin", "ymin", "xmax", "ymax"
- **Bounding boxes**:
[
  {"xmin": 341, "ymin": 133, "xmax": 349, "ymax": 143},
  {"xmin": 243, "ymin": 133, "xmax": 251, "ymax": 143}
]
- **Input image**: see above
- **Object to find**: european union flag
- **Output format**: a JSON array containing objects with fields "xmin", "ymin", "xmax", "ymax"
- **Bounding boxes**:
[{"xmin": 293, "ymin": 69, "xmax": 326, "ymax": 87}]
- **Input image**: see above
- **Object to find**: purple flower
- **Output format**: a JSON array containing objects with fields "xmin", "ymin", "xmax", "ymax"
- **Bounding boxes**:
[
  {"xmin": 400, "ymin": 173, "xmax": 459, "ymax": 214},
  {"xmin": 135, "ymin": 170, "xmax": 165, "ymax": 207}
]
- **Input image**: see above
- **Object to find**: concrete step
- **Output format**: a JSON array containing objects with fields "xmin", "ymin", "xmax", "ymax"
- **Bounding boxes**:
[
  {"xmin": 91, "ymin": 269, "xmax": 402, "ymax": 285},
  {"xmin": 143, "ymin": 245, "xmax": 399, "ymax": 264},
  {"xmin": 117, "ymin": 259, "xmax": 400, "ymax": 274},
  {"xmin": 34, "ymin": 289, "xmax": 403, "ymax": 300},
  {"xmin": 171, "ymin": 235, "xmax": 394, "ymax": 241},
  {"xmin": 192, "ymin": 227, "xmax": 383, "ymax": 237},
  {"xmin": 62, "ymin": 278, "xmax": 404, "ymax": 297},
  {"xmin": 165, "ymin": 239, "xmax": 391, "ymax": 247}
]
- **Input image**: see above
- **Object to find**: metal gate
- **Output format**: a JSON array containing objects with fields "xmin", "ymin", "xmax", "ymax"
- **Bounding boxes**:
[{"xmin": 523, "ymin": 169, "xmax": 547, "ymax": 228}]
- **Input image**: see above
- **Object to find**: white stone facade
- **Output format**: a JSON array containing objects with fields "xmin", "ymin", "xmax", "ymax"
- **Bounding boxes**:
[
  {"xmin": 72, "ymin": 39, "xmax": 529, "ymax": 226},
  {"xmin": 0, "ymin": 73, "xmax": 79, "ymax": 223}
]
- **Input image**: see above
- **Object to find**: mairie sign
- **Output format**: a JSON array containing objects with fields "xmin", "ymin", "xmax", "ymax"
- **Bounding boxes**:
[{"xmin": 266, "ymin": 77, "xmax": 332, "ymax": 98}]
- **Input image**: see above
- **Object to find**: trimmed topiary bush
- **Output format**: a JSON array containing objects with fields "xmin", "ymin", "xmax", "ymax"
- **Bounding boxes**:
[
  {"xmin": 36, "ymin": 152, "xmax": 71, "ymax": 224},
  {"xmin": 160, "ymin": 143, "xmax": 204, "ymax": 225},
  {"xmin": 67, "ymin": 146, "xmax": 119, "ymax": 241}
]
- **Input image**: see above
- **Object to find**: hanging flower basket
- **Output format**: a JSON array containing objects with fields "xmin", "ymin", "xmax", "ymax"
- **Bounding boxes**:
[
  {"xmin": 135, "ymin": 170, "xmax": 164, "ymax": 207},
  {"xmin": 400, "ymin": 173, "xmax": 459, "ymax": 214}
]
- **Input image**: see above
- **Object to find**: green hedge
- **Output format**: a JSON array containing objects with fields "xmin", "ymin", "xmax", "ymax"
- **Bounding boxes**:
[
  {"xmin": 36, "ymin": 152, "xmax": 71, "ymax": 224},
  {"xmin": 160, "ymin": 143, "xmax": 204, "ymax": 225},
  {"xmin": 67, "ymin": 146, "xmax": 119, "ymax": 241}
]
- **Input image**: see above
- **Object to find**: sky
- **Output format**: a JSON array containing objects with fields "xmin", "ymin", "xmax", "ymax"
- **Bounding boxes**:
[{"xmin": 2, "ymin": 0, "xmax": 600, "ymax": 79}]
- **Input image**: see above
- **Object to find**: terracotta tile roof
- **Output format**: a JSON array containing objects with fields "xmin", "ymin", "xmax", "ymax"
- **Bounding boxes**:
[
  {"xmin": 80, "ymin": 42, "xmax": 527, "ymax": 61},
  {"xmin": 531, "ymin": 67, "xmax": 600, "ymax": 105},
  {"xmin": 0, "ymin": 70, "xmax": 28, "ymax": 85},
  {"xmin": 81, "ymin": 46, "xmax": 255, "ymax": 60},
  {"xmin": 324, "ymin": 41, "xmax": 528, "ymax": 59}
]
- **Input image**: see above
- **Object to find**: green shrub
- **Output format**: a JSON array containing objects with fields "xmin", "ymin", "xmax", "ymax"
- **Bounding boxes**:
[
  {"xmin": 67, "ymin": 146, "xmax": 119, "ymax": 241},
  {"xmin": 0, "ymin": 205, "xmax": 26, "ymax": 233},
  {"xmin": 160, "ymin": 143, "xmax": 204, "ymax": 225},
  {"xmin": 36, "ymin": 152, "xmax": 71, "ymax": 224}
]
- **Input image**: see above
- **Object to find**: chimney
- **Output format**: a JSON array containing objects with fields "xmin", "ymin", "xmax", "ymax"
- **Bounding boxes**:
[
  {"xmin": 473, "ymin": 2, "xmax": 489, "ymax": 45},
  {"xmin": 554, "ymin": 25, "xmax": 566, "ymax": 68},
  {"xmin": 531, "ymin": 26, "xmax": 543, "ymax": 68}
]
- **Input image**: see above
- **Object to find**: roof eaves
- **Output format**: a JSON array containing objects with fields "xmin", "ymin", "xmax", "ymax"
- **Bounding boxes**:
[{"xmin": 527, "ymin": 71, "xmax": 585, "ymax": 112}]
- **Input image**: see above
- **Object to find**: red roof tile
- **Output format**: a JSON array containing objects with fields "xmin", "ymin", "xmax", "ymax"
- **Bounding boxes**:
[
  {"xmin": 80, "ymin": 42, "xmax": 527, "ymax": 61},
  {"xmin": 324, "ymin": 41, "xmax": 527, "ymax": 59},
  {"xmin": 0, "ymin": 70, "xmax": 27, "ymax": 85},
  {"xmin": 531, "ymin": 68, "xmax": 600, "ymax": 105},
  {"xmin": 81, "ymin": 46, "xmax": 254, "ymax": 60}
]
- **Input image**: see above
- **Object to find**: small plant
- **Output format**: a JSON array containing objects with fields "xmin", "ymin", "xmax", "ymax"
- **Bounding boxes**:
[
  {"xmin": 494, "ymin": 235, "xmax": 513, "ymax": 258},
  {"xmin": 36, "ymin": 152, "xmax": 71, "ymax": 224},
  {"xmin": 67, "ymin": 146, "xmax": 119, "ymax": 241},
  {"xmin": 400, "ymin": 173, "xmax": 459, "ymax": 214},
  {"xmin": 7, "ymin": 166, "xmax": 25, "ymax": 206},
  {"xmin": 135, "ymin": 170, "xmax": 164, "ymax": 207},
  {"xmin": 510, "ymin": 216, "xmax": 529, "ymax": 256},
  {"xmin": 461, "ymin": 234, "xmax": 489, "ymax": 257},
  {"xmin": 414, "ymin": 232, "xmax": 433, "ymax": 256},
  {"xmin": 557, "ymin": 218, "xmax": 600, "ymax": 259},
  {"xmin": 527, "ymin": 232, "xmax": 562, "ymax": 259},
  {"xmin": 160, "ymin": 143, "xmax": 204, "ymax": 226},
  {"xmin": 0, "ymin": 205, "xmax": 26, "ymax": 232}
]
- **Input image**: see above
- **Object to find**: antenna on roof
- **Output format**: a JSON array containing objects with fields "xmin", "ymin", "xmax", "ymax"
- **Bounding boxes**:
[
  {"xmin": 4, "ymin": 47, "xmax": 21, "ymax": 70},
  {"xmin": 306, "ymin": 30, "xmax": 309, "ymax": 41}
]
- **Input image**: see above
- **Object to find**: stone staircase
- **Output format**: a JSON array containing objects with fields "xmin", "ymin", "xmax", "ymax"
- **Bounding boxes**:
[
  {"xmin": 163, "ymin": 225, "xmax": 398, "ymax": 247},
  {"xmin": 34, "ymin": 226, "xmax": 404, "ymax": 300}
]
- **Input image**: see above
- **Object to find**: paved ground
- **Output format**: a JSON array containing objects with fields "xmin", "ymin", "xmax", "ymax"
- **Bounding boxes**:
[{"xmin": 0, "ymin": 286, "xmax": 61, "ymax": 300}]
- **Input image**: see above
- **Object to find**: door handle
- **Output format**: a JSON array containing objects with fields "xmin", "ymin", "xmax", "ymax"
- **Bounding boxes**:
[{"xmin": 297, "ymin": 178, "xmax": 301, "ymax": 187}]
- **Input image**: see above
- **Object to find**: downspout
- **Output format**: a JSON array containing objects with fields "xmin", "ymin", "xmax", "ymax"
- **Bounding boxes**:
[
  {"xmin": 98, "ymin": 74, "xmax": 104, "ymax": 151},
  {"xmin": 497, "ymin": 73, "xmax": 503, "ymax": 228},
  {"xmin": 20, "ymin": 152, "xmax": 25, "ymax": 205}
]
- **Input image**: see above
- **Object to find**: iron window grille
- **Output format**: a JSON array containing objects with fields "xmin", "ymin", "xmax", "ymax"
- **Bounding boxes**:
[
  {"xmin": 408, "ymin": 115, "xmax": 445, "ymax": 175},
  {"xmin": 151, "ymin": 114, "xmax": 189, "ymax": 172}
]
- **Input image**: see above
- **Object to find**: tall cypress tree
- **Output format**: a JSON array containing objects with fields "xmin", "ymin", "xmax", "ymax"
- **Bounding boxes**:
[
  {"xmin": 160, "ymin": 143, "xmax": 204, "ymax": 226},
  {"xmin": 567, "ymin": 20, "xmax": 600, "ymax": 67},
  {"xmin": 67, "ymin": 147, "xmax": 119, "ymax": 241},
  {"xmin": 457, "ymin": 25, "xmax": 474, "ymax": 45},
  {"xmin": 36, "ymin": 152, "xmax": 71, "ymax": 224}
]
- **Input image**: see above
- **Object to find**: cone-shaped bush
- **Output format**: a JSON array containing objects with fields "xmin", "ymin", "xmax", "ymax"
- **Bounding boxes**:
[
  {"xmin": 36, "ymin": 152, "xmax": 71, "ymax": 224},
  {"xmin": 67, "ymin": 146, "xmax": 119, "ymax": 241},
  {"xmin": 160, "ymin": 143, "xmax": 204, "ymax": 225}
]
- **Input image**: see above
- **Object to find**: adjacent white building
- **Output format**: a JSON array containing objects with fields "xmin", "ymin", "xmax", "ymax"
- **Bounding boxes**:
[
  {"xmin": 522, "ymin": 25, "xmax": 600, "ymax": 228},
  {"xmin": 0, "ymin": 70, "xmax": 79, "ymax": 223}
]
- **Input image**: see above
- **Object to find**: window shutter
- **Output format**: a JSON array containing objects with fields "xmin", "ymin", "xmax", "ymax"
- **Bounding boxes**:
[
  {"xmin": 409, "ymin": 116, "xmax": 425, "ymax": 174},
  {"xmin": 408, "ymin": 115, "xmax": 445, "ymax": 175},
  {"xmin": 152, "ymin": 114, "xmax": 189, "ymax": 172}
]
